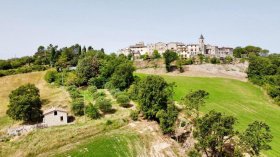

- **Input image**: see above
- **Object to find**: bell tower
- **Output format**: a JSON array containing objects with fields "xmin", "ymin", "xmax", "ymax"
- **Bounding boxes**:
[{"xmin": 199, "ymin": 34, "xmax": 205, "ymax": 54}]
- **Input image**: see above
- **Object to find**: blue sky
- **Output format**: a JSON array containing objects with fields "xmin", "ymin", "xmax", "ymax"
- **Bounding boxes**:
[{"xmin": 0, "ymin": 0, "xmax": 279, "ymax": 59}]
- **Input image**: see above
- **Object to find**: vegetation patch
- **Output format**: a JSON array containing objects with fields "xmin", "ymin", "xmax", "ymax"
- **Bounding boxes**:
[{"xmin": 136, "ymin": 73, "xmax": 280, "ymax": 156}]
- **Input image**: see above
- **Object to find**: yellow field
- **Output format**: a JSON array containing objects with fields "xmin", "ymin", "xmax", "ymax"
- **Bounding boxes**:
[{"xmin": 0, "ymin": 71, "xmax": 71, "ymax": 130}]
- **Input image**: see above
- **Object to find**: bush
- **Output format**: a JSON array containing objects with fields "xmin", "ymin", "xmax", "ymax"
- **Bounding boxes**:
[
  {"xmin": 156, "ymin": 104, "xmax": 178, "ymax": 134},
  {"xmin": 96, "ymin": 97, "xmax": 112, "ymax": 113},
  {"xmin": 70, "ymin": 90, "xmax": 82, "ymax": 99},
  {"xmin": 88, "ymin": 86, "xmax": 97, "ymax": 94},
  {"xmin": 85, "ymin": 103, "xmax": 100, "ymax": 119},
  {"xmin": 110, "ymin": 89, "xmax": 126, "ymax": 98},
  {"xmin": 127, "ymin": 84, "xmax": 139, "ymax": 100},
  {"xmin": 65, "ymin": 72, "xmax": 79, "ymax": 86},
  {"xmin": 130, "ymin": 110, "xmax": 139, "ymax": 121},
  {"xmin": 106, "ymin": 120, "xmax": 113, "ymax": 125},
  {"xmin": 71, "ymin": 99, "xmax": 85, "ymax": 116},
  {"xmin": 116, "ymin": 94, "xmax": 130, "ymax": 107},
  {"xmin": 44, "ymin": 70, "xmax": 58, "ymax": 83},
  {"xmin": 267, "ymin": 86, "xmax": 280, "ymax": 100},
  {"xmin": 88, "ymin": 76, "xmax": 106, "ymax": 89},
  {"xmin": 92, "ymin": 91, "xmax": 106, "ymax": 99},
  {"xmin": 210, "ymin": 57, "xmax": 220, "ymax": 64},
  {"xmin": 225, "ymin": 56, "xmax": 233, "ymax": 64}
]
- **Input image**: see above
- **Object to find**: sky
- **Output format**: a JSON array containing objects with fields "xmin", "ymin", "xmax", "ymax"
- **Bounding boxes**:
[{"xmin": 0, "ymin": 0, "xmax": 279, "ymax": 59}]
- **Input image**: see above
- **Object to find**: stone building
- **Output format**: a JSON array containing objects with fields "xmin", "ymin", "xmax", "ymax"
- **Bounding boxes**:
[
  {"xmin": 42, "ymin": 107, "xmax": 68, "ymax": 127},
  {"xmin": 118, "ymin": 35, "xmax": 233, "ymax": 59}
]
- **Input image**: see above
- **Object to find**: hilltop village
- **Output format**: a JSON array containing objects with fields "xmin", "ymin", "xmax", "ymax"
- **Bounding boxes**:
[{"xmin": 118, "ymin": 35, "xmax": 233, "ymax": 59}]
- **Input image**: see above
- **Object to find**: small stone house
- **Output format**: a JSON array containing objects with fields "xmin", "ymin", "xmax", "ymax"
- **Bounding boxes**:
[{"xmin": 43, "ymin": 107, "xmax": 68, "ymax": 127}]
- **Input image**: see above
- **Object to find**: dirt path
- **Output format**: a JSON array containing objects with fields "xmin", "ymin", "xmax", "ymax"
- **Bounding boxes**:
[
  {"xmin": 136, "ymin": 63, "xmax": 248, "ymax": 82},
  {"xmin": 127, "ymin": 120, "xmax": 186, "ymax": 157}
]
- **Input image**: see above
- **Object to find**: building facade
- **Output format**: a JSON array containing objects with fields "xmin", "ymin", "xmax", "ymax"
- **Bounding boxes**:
[
  {"xmin": 43, "ymin": 107, "xmax": 68, "ymax": 127},
  {"xmin": 118, "ymin": 35, "xmax": 233, "ymax": 59}
]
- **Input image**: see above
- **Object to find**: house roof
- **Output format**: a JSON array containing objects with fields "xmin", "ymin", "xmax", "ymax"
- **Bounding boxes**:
[{"xmin": 43, "ymin": 107, "xmax": 67, "ymax": 115}]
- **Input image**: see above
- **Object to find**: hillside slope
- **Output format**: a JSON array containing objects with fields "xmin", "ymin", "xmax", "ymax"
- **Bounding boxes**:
[
  {"xmin": 0, "ymin": 71, "xmax": 71, "ymax": 130},
  {"xmin": 136, "ymin": 73, "xmax": 280, "ymax": 156}
]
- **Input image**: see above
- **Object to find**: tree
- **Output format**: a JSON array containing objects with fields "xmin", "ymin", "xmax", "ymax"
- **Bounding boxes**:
[
  {"xmin": 181, "ymin": 90, "xmax": 209, "ymax": 118},
  {"xmin": 233, "ymin": 47, "xmax": 245, "ymax": 58},
  {"xmin": 116, "ymin": 94, "xmax": 130, "ymax": 107},
  {"xmin": 101, "ymin": 48, "xmax": 105, "ymax": 53},
  {"xmin": 194, "ymin": 110, "xmax": 237, "ymax": 157},
  {"xmin": 85, "ymin": 103, "xmax": 100, "ymax": 119},
  {"xmin": 163, "ymin": 50, "xmax": 178, "ymax": 72},
  {"xmin": 240, "ymin": 121, "xmax": 273, "ymax": 156},
  {"xmin": 137, "ymin": 75, "xmax": 173, "ymax": 119},
  {"xmin": 82, "ymin": 46, "xmax": 87, "ymax": 53},
  {"xmin": 156, "ymin": 103, "xmax": 178, "ymax": 134},
  {"xmin": 96, "ymin": 97, "xmax": 112, "ymax": 113},
  {"xmin": 110, "ymin": 62, "xmax": 135, "ymax": 90},
  {"xmin": 0, "ymin": 60, "xmax": 12, "ymax": 70},
  {"xmin": 152, "ymin": 50, "xmax": 161, "ymax": 59},
  {"xmin": 260, "ymin": 49, "xmax": 269, "ymax": 56},
  {"xmin": 71, "ymin": 99, "xmax": 85, "ymax": 116},
  {"xmin": 76, "ymin": 56, "xmax": 99, "ymax": 85},
  {"xmin": 244, "ymin": 46, "xmax": 262, "ymax": 56},
  {"xmin": 88, "ymin": 46, "xmax": 93, "ymax": 51},
  {"xmin": 7, "ymin": 84, "xmax": 42, "ymax": 122},
  {"xmin": 176, "ymin": 59, "xmax": 184, "ymax": 73}
]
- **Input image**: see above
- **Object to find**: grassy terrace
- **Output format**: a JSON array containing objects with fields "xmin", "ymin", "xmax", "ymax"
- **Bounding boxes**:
[{"xmin": 136, "ymin": 73, "xmax": 280, "ymax": 156}]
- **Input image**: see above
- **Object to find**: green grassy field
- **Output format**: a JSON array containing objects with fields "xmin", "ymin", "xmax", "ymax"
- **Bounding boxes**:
[
  {"xmin": 57, "ymin": 131, "xmax": 143, "ymax": 157},
  {"xmin": 136, "ymin": 73, "xmax": 280, "ymax": 156}
]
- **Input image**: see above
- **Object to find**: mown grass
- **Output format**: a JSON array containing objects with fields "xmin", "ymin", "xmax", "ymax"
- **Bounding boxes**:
[
  {"xmin": 136, "ymin": 73, "xmax": 280, "ymax": 156},
  {"xmin": 57, "ymin": 131, "xmax": 142, "ymax": 157}
]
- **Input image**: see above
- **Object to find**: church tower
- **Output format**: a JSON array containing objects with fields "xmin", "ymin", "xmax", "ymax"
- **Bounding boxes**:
[{"xmin": 199, "ymin": 34, "xmax": 205, "ymax": 54}]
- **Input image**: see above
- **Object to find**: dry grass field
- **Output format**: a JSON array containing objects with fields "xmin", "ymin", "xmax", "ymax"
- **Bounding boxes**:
[{"xmin": 0, "ymin": 71, "xmax": 71, "ymax": 130}]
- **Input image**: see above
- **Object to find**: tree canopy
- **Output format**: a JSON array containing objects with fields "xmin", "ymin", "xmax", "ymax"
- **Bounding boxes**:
[
  {"xmin": 163, "ymin": 50, "xmax": 178, "ymax": 72},
  {"xmin": 7, "ymin": 84, "xmax": 42, "ymax": 122}
]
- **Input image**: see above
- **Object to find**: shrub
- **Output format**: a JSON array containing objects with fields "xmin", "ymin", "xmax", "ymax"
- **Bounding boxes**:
[
  {"xmin": 88, "ymin": 86, "xmax": 97, "ymax": 94},
  {"xmin": 44, "ymin": 70, "xmax": 58, "ymax": 83},
  {"xmin": 70, "ymin": 90, "xmax": 82, "ymax": 99},
  {"xmin": 106, "ymin": 120, "xmax": 113, "ymax": 125},
  {"xmin": 65, "ymin": 72, "xmax": 79, "ymax": 86},
  {"xmin": 156, "ymin": 104, "xmax": 178, "ymax": 134},
  {"xmin": 71, "ymin": 99, "xmax": 85, "ymax": 116},
  {"xmin": 127, "ymin": 84, "xmax": 139, "ymax": 100},
  {"xmin": 92, "ymin": 91, "xmax": 106, "ymax": 99},
  {"xmin": 210, "ymin": 57, "xmax": 220, "ymax": 64},
  {"xmin": 225, "ymin": 56, "xmax": 233, "ymax": 64},
  {"xmin": 110, "ymin": 89, "xmax": 125, "ymax": 98},
  {"xmin": 116, "ymin": 94, "xmax": 130, "ymax": 107},
  {"xmin": 88, "ymin": 76, "xmax": 106, "ymax": 89},
  {"xmin": 267, "ymin": 86, "xmax": 280, "ymax": 100},
  {"xmin": 130, "ymin": 110, "xmax": 139, "ymax": 121},
  {"xmin": 96, "ymin": 97, "xmax": 112, "ymax": 113},
  {"xmin": 85, "ymin": 103, "xmax": 100, "ymax": 119}
]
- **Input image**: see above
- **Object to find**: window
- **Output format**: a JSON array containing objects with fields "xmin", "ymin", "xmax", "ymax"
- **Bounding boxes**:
[
  {"xmin": 54, "ymin": 111, "xmax": 57, "ymax": 115},
  {"xmin": 60, "ymin": 116, "xmax": 63, "ymax": 121}
]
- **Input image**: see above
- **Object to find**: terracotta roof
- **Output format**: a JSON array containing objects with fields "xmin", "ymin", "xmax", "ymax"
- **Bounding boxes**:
[{"xmin": 43, "ymin": 107, "xmax": 67, "ymax": 115}]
